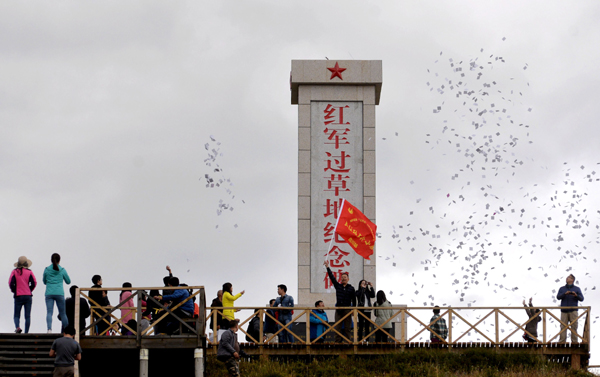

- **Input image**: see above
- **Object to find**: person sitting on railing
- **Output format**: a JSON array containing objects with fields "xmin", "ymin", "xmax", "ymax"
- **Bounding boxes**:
[
  {"xmin": 180, "ymin": 283, "xmax": 198, "ymax": 318},
  {"xmin": 274, "ymin": 284, "xmax": 295, "ymax": 343},
  {"xmin": 163, "ymin": 265, "xmax": 173, "ymax": 296},
  {"xmin": 264, "ymin": 299, "xmax": 279, "ymax": 344},
  {"xmin": 324, "ymin": 260, "xmax": 356, "ymax": 343},
  {"xmin": 153, "ymin": 277, "xmax": 194, "ymax": 335},
  {"xmin": 89, "ymin": 275, "xmax": 111, "ymax": 336},
  {"xmin": 429, "ymin": 306, "xmax": 448, "ymax": 343},
  {"xmin": 222, "ymin": 282, "xmax": 245, "ymax": 330},
  {"xmin": 122, "ymin": 319, "xmax": 137, "ymax": 336},
  {"xmin": 374, "ymin": 291, "xmax": 393, "ymax": 343},
  {"xmin": 557, "ymin": 274, "xmax": 584, "ymax": 343},
  {"xmin": 522, "ymin": 298, "xmax": 541, "ymax": 342},
  {"xmin": 65, "ymin": 285, "xmax": 90, "ymax": 335},
  {"xmin": 310, "ymin": 300, "xmax": 329, "ymax": 343}
]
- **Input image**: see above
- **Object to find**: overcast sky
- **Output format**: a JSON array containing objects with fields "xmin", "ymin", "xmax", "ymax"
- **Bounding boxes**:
[{"xmin": 1, "ymin": 0, "xmax": 599, "ymax": 363}]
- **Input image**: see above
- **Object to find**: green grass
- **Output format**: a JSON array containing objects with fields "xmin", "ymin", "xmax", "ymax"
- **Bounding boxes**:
[{"xmin": 205, "ymin": 350, "xmax": 594, "ymax": 377}]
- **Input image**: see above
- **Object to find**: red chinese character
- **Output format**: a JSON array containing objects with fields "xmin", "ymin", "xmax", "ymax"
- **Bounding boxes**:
[
  {"xmin": 324, "ymin": 151, "xmax": 351, "ymax": 173},
  {"xmin": 323, "ymin": 222, "xmax": 348, "ymax": 244},
  {"xmin": 323, "ymin": 198, "xmax": 343, "ymax": 219},
  {"xmin": 323, "ymin": 127, "xmax": 350, "ymax": 149},
  {"xmin": 323, "ymin": 104, "xmax": 350, "ymax": 125},
  {"xmin": 325, "ymin": 174, "xmax": 350, "ymax": 196},
  {"xmin": 327, "ymin": 246, "xmax": 350, "ymax": 268}
]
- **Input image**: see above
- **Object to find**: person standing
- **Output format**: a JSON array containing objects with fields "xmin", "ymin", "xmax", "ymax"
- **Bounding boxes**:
[
  {"xmin": 88, "ymin": 275, "xmax": 110, "ymax": 335},
  {"xmin": 264, "ymin": 299, "xmax": 279, "ymax": 344},
  {"xmin": 9, "ymin": 256, "xmax": 37, "ymax": 334},
  {"xmin": 49, "ymin": 326, "xmax": 82, "ymax": 377},
  {"xmin": 274, "ymin": 284, "xmax": 295, "ymax": 343},
  {"xmin": 119, "ymin": 282, "xmax": 135, "ymax": 327},
  {"xmin": 522, "ymin": 298, "xmax": 541, "ymax": 342},
  {"xmin": 429, "ymin": 306, "xmax": 448, "ymax": 343},
  {"xmin": 217, "ymin": 320, "xmax": 242, "ymax": 377},
  {"xmin": 310, "ymin": 300, "xmax": 329, "ymax": 343},
  {"xmin": 324, "ymin": 260, "xmax": 356, "ymax": 343},
  {"xmin": 65, "ymin": 286, "xmax": 90, "ymax": 335},
  {"xmin": 43, "ymin": 253, "xmax": 70, "ymax": 333},
  {"xmin": 557, "ymin": 274, "xmax": 584, "ymax": 343},
  {"xmin": 222, "ymin": 282, "xmax": 244, "ymax": 330},
  {"xmin": 374, "ymin": 290, "xmax": 393, "ymax": 343},
  {"xmin": 356, "ymin": 279, "xmax": 375, "ymax": 342},
  {"xmin": 210, "ymin": 290, "xmax": 224, "ymax": 333}
]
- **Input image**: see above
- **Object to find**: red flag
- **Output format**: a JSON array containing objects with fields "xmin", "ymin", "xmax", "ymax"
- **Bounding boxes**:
[{"xmin": 334, "ymin": 199, "xmax": 377, "ymax": 260}]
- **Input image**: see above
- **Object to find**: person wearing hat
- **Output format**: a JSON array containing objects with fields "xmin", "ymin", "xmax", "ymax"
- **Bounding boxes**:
[{"xmin": 9, "ymin": 256, "xmax": 37, "ymax": 334}]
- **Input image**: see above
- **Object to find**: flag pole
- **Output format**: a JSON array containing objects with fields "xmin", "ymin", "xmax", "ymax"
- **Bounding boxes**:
[{"xmin": 325, "ymin": 198, "xmax": 345, "ymax": 264}]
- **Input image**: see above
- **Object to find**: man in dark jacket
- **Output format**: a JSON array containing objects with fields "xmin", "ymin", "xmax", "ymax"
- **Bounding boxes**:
[
  {"xmin": 264, "ymin": 299, "xmax": 278, "ymax": 344},
  {"xmin": 556, "ymin": 274, "xmax": 584, "ymax": 343},
  {"xmin": 88, "ymin": 275, "xmax": 110, "ymax": 335},
  {"xmin": 209, "ymin": 290, "xmax": 224, "ymax": 332},
  {"xmin": 324, "ymin": 260, "xmax": 356, "ymax": 343},
  {"xmin": 218, "ymin": 320, "xmax": 241, "ymax": 377},
  {"xmin": 245, "ymin": 309, "xmax": 261, "ymax": 343},
  {"xmin": 65, "ymin": 285, "xmax": 90, "ymax": 335}
]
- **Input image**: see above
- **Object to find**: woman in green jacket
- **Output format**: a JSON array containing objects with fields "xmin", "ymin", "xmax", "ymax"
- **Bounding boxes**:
[
  {"xmin": 43, "ymin": 253, "xmax": 71, "ymax": 333},
  {"xmin": 374, "ymin": 290, "xmax": 393, "ymax": 343}
]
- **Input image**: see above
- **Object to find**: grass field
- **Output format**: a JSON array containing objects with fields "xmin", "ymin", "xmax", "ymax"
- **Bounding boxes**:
[{"xmin": 205, "ymin": 349, "xmax": 594, "ymax": 377}]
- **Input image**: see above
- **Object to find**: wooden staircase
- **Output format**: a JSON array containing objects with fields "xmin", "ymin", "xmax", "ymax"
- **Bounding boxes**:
[{"xmin": 0, "ymin": 333, "xmax": 59, "ymax": 376}]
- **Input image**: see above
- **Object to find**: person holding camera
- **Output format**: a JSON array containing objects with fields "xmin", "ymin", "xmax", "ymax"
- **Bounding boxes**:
[
  {"xmin": 356, "ymin": 279, "xmax": 375, "ymax": 342},
  {"xmin": 556, "ymin": 274, "xmax": 584, "ymax": 343}
]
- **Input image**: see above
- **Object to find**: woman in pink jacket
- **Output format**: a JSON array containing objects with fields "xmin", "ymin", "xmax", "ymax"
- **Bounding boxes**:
[
  {"xmin": 8, "ymin": 256, "xmax": 37, "ymax": 333},
  {"xmin": 119, "ymin": 282, "xmax": 135, "ymax": 330}
]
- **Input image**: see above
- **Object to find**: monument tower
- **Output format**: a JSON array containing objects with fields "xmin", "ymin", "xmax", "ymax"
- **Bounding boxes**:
[{"xmin": 291, "ymin": 60, "xmax": 382, "ymax": 307}]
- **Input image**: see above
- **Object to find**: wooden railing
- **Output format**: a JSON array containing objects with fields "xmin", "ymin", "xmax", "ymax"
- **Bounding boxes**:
[
  {"xmin": 73, "ymin": 286, "xmax": 206, "ymax": 345},
  {"xmin": 206, "ymin": 306, "xmax": 591, "ymax": 347}
]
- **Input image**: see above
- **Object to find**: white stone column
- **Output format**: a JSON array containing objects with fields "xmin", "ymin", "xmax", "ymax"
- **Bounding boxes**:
[{"xmin": 291, "ymin": 60, "xmax": 382, "ymax": 307}]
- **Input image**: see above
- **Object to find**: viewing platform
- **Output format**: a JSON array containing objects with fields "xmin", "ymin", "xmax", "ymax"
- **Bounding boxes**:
[{"xmin": 2, "ymin": 286, "xmax": 589, "ymax": 376}]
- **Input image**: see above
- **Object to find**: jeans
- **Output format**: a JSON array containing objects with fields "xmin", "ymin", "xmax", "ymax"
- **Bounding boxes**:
[
  {"xmin": 45, "ymin": 295, "xmax": 68, "ymax": 331},
  {"xmin": 14, "ymin": 295, "xmax": 33, "ymax": 333},
  {"xmin": 278, "ymin": 314, "xmax": 294, "ymax": 343}
]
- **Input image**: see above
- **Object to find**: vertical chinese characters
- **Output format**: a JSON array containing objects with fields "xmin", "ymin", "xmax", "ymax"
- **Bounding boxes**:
[{"xmin": 322, "ymin": 104, "xmax": 353, "ymax": 289}]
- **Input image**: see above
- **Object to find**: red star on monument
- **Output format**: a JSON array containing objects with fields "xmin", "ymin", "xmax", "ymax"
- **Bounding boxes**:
[{"xmin": 327, "ymin": 62, "xmax": 346, "ymax": 80}]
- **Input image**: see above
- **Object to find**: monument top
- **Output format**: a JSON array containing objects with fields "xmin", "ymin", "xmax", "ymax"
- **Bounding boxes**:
[{"xmin": 290, "ymin": 60, "xmax": 382, "ymax": 105}]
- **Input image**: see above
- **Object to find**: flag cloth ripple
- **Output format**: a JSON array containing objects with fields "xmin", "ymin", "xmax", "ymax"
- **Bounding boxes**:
[{"xmin": 333, "ymin": 199, "xmax": 377, "ymax": 260}]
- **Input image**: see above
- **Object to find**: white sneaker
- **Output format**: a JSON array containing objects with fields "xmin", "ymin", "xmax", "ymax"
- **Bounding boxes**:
[{"xmin": 47, "ymin": 330, "xmax": 52, "ymax": 334}]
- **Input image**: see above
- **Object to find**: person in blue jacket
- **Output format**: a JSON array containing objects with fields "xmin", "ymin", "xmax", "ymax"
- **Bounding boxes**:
[
  {"xmin": 556, "ymin": 273, "xmax": 584, "ymax": 343},
  {"xmin": 153, "ymin": 277, "xmax": 194, "ymax": 334},
  {"xmin": 310, "ymin": 300, "xmax": 329, "ymax": 343},
  {"xmin": 43, "ymin": 253, "xmax": 71, "ymax": 333}
]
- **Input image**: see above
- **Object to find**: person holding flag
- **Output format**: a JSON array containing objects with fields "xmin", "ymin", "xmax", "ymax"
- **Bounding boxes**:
[
  {"xmin": 324, "ymin": 198, "xmax": 377, "ymax": 343},
  {"xmin": 324, "ymin": 260, "xmax": 356, "ymax": 343}
]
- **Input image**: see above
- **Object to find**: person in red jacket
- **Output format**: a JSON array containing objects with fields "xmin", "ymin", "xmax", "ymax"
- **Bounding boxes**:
[{"xmin": 9, "ymin": 256, "xmax": 37, "ymax": 333}]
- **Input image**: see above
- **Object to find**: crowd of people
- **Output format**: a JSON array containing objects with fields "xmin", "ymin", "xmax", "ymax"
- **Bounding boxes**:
[
  {"xmin": 8, "ymin": 255, "xmax": 586, "ymax": 376},
  {"xmin": 9, "ymin": 256, "xmax": 198, "ymax": 337}
]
